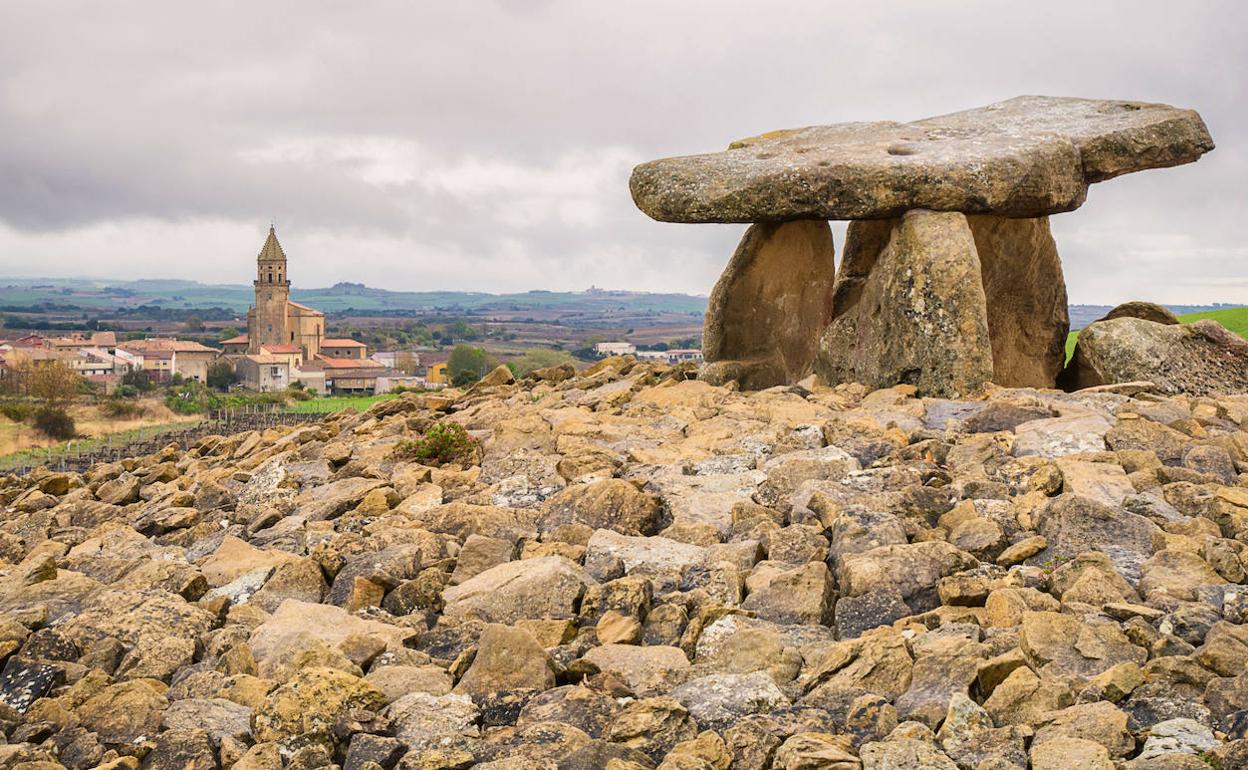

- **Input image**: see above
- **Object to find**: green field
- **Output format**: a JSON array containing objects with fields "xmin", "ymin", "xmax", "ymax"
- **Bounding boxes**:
[
  {"xmin": 284, "ymin": 394, "xmax": 399, "ymax": 414},
  {"xmin": 1066, "ymin": 306, "xmax": 1248, "ymax": 361}
]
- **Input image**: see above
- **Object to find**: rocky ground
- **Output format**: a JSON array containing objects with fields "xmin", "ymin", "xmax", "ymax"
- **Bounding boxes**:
[{"xmin": 2, "ymin": 356, "xmax": 1248, "ymax": 769}]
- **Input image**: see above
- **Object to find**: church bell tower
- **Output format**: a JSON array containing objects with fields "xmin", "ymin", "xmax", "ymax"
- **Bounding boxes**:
[{"xmin": 249, "ymin": 225, "xmax": 291, "ymax": 352}]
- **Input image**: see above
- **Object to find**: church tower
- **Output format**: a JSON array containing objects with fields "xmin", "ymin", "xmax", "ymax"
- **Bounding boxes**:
[{"xmin": 248, "ymin": 225, "xmax": 291, "ymax": 353}]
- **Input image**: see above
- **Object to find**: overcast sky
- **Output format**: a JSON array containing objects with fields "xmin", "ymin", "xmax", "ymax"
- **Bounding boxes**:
[{"xmin": 0, "ymin": 1, "xmax": 1243, "ymax": 303}]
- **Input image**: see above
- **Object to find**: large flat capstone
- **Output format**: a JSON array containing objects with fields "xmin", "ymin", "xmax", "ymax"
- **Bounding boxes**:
[{"xmin": 630, "ymin": 96, "xmax": 1213, "ymax": 222}]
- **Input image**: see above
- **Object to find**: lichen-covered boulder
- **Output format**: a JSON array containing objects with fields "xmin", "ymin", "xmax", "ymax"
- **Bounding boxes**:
[{"xmin": 1062, "ymin": 316, "xmax": 1248, "ymax": 395}]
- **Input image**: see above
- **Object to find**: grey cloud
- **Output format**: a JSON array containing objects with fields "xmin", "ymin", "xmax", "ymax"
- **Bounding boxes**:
[{"xmin": 0, "ymin": 0, "xmax": 1244, "ymax": 300}]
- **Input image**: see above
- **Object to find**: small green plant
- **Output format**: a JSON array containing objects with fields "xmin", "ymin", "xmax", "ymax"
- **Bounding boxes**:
[
  {"xmin": 0, "ymin": 402, "xmax": 32, "ymax": 422},
  {"xmin": 391, "ymin": 422, "xmax": 478, "ymax": 466}
]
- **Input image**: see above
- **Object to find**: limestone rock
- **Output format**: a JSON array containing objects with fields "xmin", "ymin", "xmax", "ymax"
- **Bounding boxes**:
[
  {"xmin": 1029, "ymin": 737, "xmax": 1114, "ymax": 770},
  {"xmin": 1063, "ymin": 317, "xmax": 1248, "ymax": 395},
  {"xmin": 670, "ymin": 671, "xmax": 789, "ymax": 731},
  {"xmin": 540, "ymin": 479, "xmax": 665, "ymax": 537},
  {"xmin": 701, "ymin": 220, "xmax": 836, "ymax": 388},
  {"xmin": 817, "ymin": 210, "xmax": 994, "ymax": 398},
  {"xmin": 774, "ymin": 733, "xmax": 861, "ymax": 770},
  {"xmin": 454, "ymin": 624, "xmax": 555, "ymax": 696},
  {"xmin": 630, "ymin": 96, "xmax": 1213, "ymax": 222},
  {"xmin": 740, "ymin": 561, "xmax": 835, "ymax": 625},
  {"xmin": 1019, "ymin": 611, "xmax": 1146, "ymax": 679},
  {"xmin": 1100, "ymin": 301, "xmax": 1180, "ymax": 325},
  {"xmin": 252, "ymin": 666, "xmax": 387, "ymax": 746},
  {"xmin": 968, "ymin": 214, "xmax": 1069, "ymax": 387},
  {"xmin": 838, "ymin": 541, "xmax": 979, "ymax": 611},
  {"xmin": 387, "ymin": 691, "xmax": 480, "ymax": 753},
  {"xmin": 442, "ymin": 555, "xmax": 595, "ymax": 624},
  {"xmin": 582, "ymin": 644, "xmax": 691, "ymax": 697},
  {"xmin": 860, "ymin": 737, "xmax": 957, "ymax": 770}
]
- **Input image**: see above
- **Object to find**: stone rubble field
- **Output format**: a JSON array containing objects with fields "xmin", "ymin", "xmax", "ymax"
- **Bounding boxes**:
[{"xmin": 3, "ymin": 357, "xmax": 1248, "ymax": 770}]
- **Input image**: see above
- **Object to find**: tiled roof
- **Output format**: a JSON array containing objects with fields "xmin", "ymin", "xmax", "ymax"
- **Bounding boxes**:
[
  {"xmin": 315, "ymin": 354, "xmax": 385, "ymax": 369},
  {"xmin": 261, "ymin": 344, "xmax": 302, "ymax": 354},
  {"xmin": 321, "ymin": 338, "xmax": 367, "ymax": 348},
  {"xmin": 243, "ymin": 354, "xmax": 289, "ymax": 364},
  {"xmin": 122, "ymin": 338, "xmax": 218, "ymax": 354},
  {"xmin": 287, "ymin": 300, "xmax": 323, "ymax": 314},
  {"xmin": 221, "ymin": 334, "xmax": 249, "ymax": 345}
]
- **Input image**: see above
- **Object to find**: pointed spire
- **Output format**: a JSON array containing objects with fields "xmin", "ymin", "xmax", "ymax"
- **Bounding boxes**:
[{"xmin": 257, "ymin": 224, "xmax": 287, "ymax": 263}]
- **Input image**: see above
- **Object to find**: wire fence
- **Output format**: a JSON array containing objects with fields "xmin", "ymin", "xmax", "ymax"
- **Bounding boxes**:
[{"xmin": 0, "ymin": 404, "xmax": 318, "ymax": 477}]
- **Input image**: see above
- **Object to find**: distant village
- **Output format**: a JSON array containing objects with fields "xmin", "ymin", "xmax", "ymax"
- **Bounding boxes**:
[
  {"xmin": 0, "ymin": 227, "xmax": 702, "ymax": 396},
  {"xmin": 0, "ymin": 228, "xmax": 436, "ymax": 395}
]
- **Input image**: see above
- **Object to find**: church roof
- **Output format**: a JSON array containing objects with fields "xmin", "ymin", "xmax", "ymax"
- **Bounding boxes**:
[
  {"xmin": 257, "ymin": 225, "xmax": 287, "ymax": 263},
  {"xmin": 286, "ymin": 300, "xmax": 323, "ymax": 315}
]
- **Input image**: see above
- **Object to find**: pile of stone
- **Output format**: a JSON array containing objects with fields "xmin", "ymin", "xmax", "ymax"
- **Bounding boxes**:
[
  {"xmin": 631, "ymin": 96, "xmax": 1217, "ymax": 396},
  {"xmin": 2, "ymin": 358, "xmax": 1248, "ymax": 768}
]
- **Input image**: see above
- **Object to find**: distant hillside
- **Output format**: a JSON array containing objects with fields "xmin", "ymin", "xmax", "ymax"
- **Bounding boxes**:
[{"xmin": 0, "ymin": 278, "xmax": 708, "ymax": 316}]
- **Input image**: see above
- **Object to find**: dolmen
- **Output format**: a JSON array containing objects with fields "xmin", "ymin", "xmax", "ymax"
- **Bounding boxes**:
[{"xmin": 630, "ymin": 96, "xmax": 1214, "ymax": 396}]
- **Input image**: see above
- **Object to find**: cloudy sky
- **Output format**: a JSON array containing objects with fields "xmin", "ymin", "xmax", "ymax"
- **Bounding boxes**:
[{"xmin": 0, "ymin": 1, "xmax": 1243, "ymax": 303}]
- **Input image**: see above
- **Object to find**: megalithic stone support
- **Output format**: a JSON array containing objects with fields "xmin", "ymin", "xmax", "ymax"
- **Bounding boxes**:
[
  {"xmin": 700, "ymin": 220, "xmax": 836, "ymax": 391},
  {"xmin": 629, "ymin": 96, "xmax": 1214, "ymax": 396}
]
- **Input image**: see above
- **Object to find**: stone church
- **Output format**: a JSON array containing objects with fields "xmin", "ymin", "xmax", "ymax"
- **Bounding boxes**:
[{"xmin": 245, "ymin": 225, "xmax": 326, "ymax": 360}]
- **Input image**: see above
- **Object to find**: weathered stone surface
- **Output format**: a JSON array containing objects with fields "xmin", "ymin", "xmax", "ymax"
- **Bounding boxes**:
[
  {"xmin": 582, "ymin": 644, "xmax": 691, "ymax": 697},
  {"xmin": 1019, "ymin": 611, "xmax": 1146, "ymax": 679},
  {"xmin": 818, "ymin": 210, "xmax": 994, "ymax": 397},
  {"xmin": 838, "ymin": 541, "xmax": 979, "ymax": 611},
  {"xmin": 387, "ymin": 691, "xmax": 480, "ymax": 752},
  {"xmin": 671, "ymin": 671, "xmax": 788, "ymax": 731},
  {"xmin": 969, "ymin": 214, "xmax": 1069, "ymax": 388},
  {"xmin": 539, "ymin": 479, "xmax": 665, "ymax": 537},
  {"xmin": 442, "ymin": 555, "xmax": 595, "ymax": 623},
  {"xmin": 701, "ymin": 220, "xmax": 836, "ymax": 388},
  {"xmin": 631, "ymin": 96, "xmax": 1213, "ymax": 222},
  {"xmin": 1063, "ymin": 317, "xmax": 1248, "ymax": 395},
  {"xmin": 1100, "ymin": 301, "xmax": 1180, "ymax": 325},
  {"xmin": 454, "ymin": 624, "xmax": 555, "ymax": 696},
  {"xmin": 252, "ymin": 666, "xmax": 387, "ymax": 746}
]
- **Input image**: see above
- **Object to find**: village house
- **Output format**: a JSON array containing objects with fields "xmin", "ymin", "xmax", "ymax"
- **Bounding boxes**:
[
  {"xmin": 425, "ymin": 362, "xmax": 449, "ymax": 386},
  {"xmin": 117, "ymin": 338, "xmax": 218, "ymax": 383},
  {"xmin": 594, "ymin": 341, "xmax": 637, "ymax": 357},
  {"xmin": 636, "ymin": 348, "xmax": 704, "ymax": 365},
  {"xmin": 319, "ymin": 338, "xmax": 369, "ymax": 360},
  {"xmin": 235, "ymin": 354, "xmax": 291, "ymax": 392}
]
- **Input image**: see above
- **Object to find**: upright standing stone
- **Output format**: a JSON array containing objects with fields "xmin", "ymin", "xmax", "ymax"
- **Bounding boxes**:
[
  {"xmin": 967, "ymin": 215, "xmax": 1068, "ymax": 388},
  {"xmin": 701, "ymin": 220, "xmax": 835, "ymax": 389},
  {"xmin": 818, "ymin": 210, "xmax": 993, "ymax": 397}
]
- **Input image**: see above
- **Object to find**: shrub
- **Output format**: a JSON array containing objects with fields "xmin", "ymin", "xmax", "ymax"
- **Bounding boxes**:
[
  {"xmin": 33, "ymin": 407, "xmax": 76, "ymax": 440},
  {"xmin": 101, "ymin": 399, "xmax": 144, "ymax": 419},
  {"xmin": 286, "ymin": 386, "xmax": 314, "ymax": 401},
  {"xmin": 391, "ymin": 422, "xmax": 478, "ymax": 466},
  {"xmin": 121, "ymin": 370, "xmax": 155, "ymax": 392},
  {"xmin": 165, "ymin": 381, "xmax": 223, "ymax": 415},
  {"xmin": 206, "ymin": 360, "xmax": 237, "ymax": 391},
  {"xmin": 0, "ymin": 402, "xmax": 32, "ymax": 422},
  {"xmin": 113, "ymin": 384, "xmax": 139, "ymax": 399}
]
